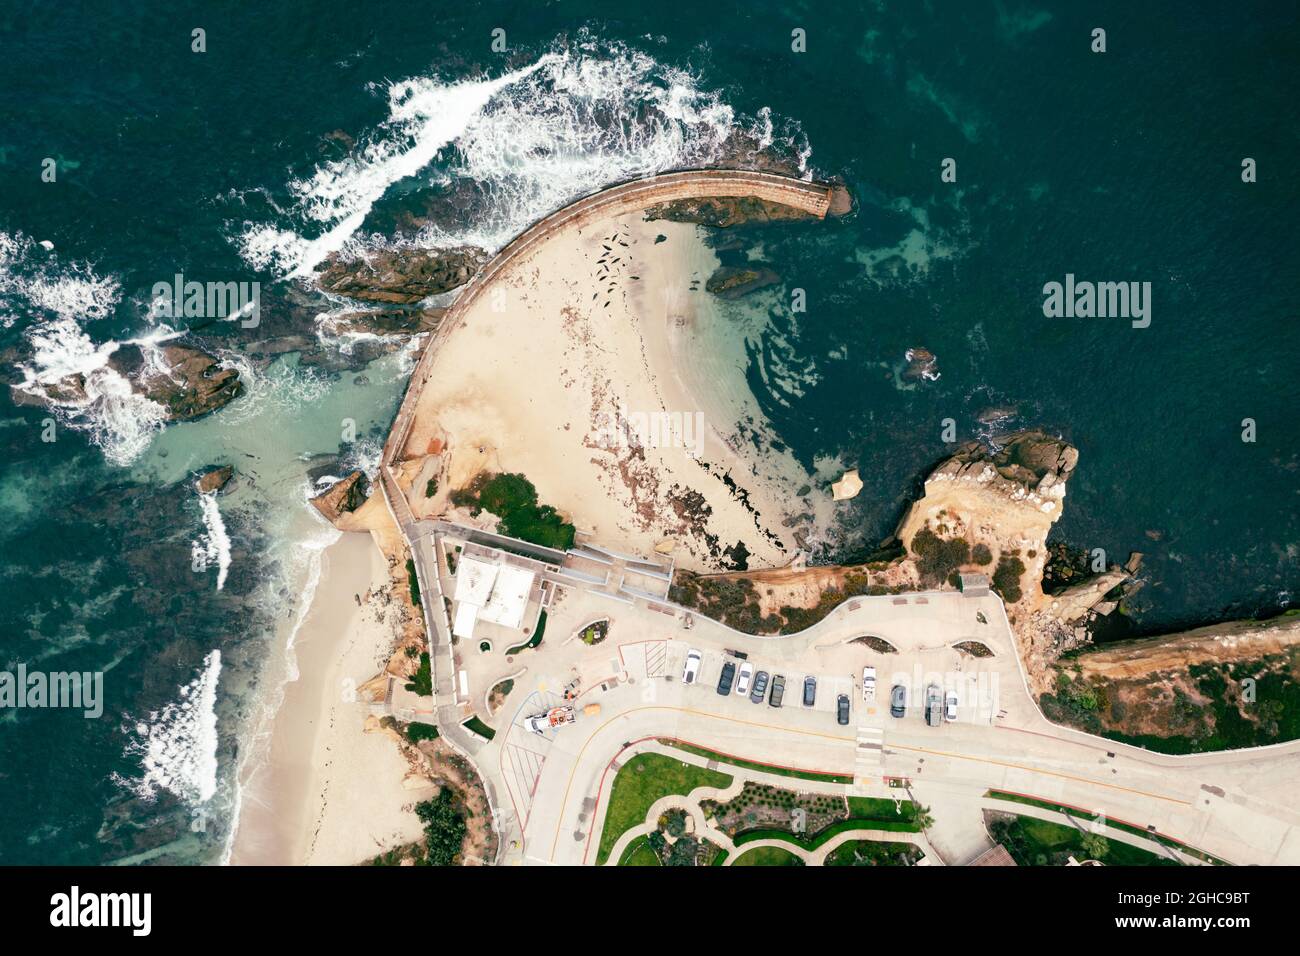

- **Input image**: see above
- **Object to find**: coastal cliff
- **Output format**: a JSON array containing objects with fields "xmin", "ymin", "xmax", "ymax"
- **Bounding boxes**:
[{"xmin": 1043, "ymin": 613, "xmax": 1300, "ymax": 753}]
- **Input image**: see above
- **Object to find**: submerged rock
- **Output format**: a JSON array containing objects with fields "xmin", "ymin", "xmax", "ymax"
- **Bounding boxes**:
[
  {"xmin": 705, "ymin": 265, "xmax": 780, "ymax": 299},
  {"xmin": 644, "ymin": 195, "xmax": 819, "ymax": 228},
  {"xmin": 315, "ymin": 247, "xmax": 488, "ymax": 304},
  {"xmin": 903, "ymin": 347, "xmax": 940, "ymax": 382}
]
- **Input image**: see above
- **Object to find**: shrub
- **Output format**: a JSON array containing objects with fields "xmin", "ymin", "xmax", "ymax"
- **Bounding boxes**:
[
  {"xmin": 406, "ymin": 721, "xmax": 440, "ymax": 743},
  {"xmin": 405, "ymin": 652, "xmax": 432, "ymax": 696},
  {"xmin": 992, "ymin": 555, "xmax": 1026, "ymax": 603},
  {"xmin": 911, "ymin": 527, "xmax": 970, "ymax": 585},
  {"xmin": 971, "ymin": 543, "xmax": 993, "ymax": 565},
  {"xmin": 450, "ymin": 472, "xmax": 575, "ymax": 550},
  {"xmin": 406, "ymin": 558, "xmax": 421, "ymax": 607},
  {"xmin": 415, "ymin": 790, "xmax": 467, "ymax": 866}
]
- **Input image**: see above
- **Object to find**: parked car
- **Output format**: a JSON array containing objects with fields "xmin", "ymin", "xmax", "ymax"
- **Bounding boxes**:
[
  {"xmin": 716, "ymin": 660, "xmax": 736, "ymax": 696},
  {"xmin": 681, "ymin": 649, "xmax": 702, "ymax": 684},
  {"xmin": 862, "ymin": 666, "xmax": 877, "ymax": 702},
  {"xmin": 750, "ymin": 670, "xmax": 769, "ymax": 704},
  {"xmin": 836, "ymin": 694, "xmax": 850, "ymax": 725},
  {"xmin": 925, "ymin": 683, "xmax": 943, "ymax": 727},
  {"xmin": 803, "ymin": 676, "xmax": 817, "ymax": 707},
  {"xmin": 890, "ymin": 683, "xmax": 907, "ymax": 718},
  {"xmin": 735, "ymin": 661, "xmax": 754, "ymax": 697},
  {"xmin": 769, "ymin": 674, "xmax": 786, "ymax": 708},
  {"xmin": 945, "ymin": 689, "xmax": 959, "ymax": 722}
]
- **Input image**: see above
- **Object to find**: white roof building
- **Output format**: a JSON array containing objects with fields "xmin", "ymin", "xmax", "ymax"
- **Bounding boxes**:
[{"xmin": 451, "ymin": 555, "xmax": 536, "ymax": 639}]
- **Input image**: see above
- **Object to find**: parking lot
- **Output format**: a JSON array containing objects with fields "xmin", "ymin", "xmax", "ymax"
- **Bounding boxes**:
[{"xmin": 662, "ymin": 640, "xmax": 1003, "ymax": 730}]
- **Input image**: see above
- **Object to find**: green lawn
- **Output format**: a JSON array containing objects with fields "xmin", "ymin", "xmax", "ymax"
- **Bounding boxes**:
[
  {"xmin": 595, "ymin": 753, "xmax": 732, "ymax": 865},
  {"xmin": 992, "ymin": 814, "xmax": 1180, "ymax": 867},
  {"xmin": 617, "ymin": 834, "xmax": 661, "ymax": 866},
  {"xmin": 985, "ymin": 790, "xmax": 1226, "ymax": 865},
  {"xmin": 732, "ymin": 845, "xmax": 805, "ymax": 866},
  {"xmin": 661, "ymin": 740, "xmax": 854, "ymax": 784},
  {"xmin": 460, "ymin": 715, "xmax": 496, "ymax": 741}
]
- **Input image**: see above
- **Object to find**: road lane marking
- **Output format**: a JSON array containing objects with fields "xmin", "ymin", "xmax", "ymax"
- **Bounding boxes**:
[{"xmin": 889, "ymin": 742, "xmax": 1194, "ymax": 807}]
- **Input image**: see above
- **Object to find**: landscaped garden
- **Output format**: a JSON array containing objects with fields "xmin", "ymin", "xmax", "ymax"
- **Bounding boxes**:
[
  {"xmin": 825, "ymin": 839, "xmax": 923, "ymax": 866},
  {"xmin": 577, "ymin": 618, "xmax": 609, "ymax": 645},
  {"xmin": 699, "ymin": 783, "xmax": 923, "ymax": 851},
  {"xmin": 595, "ymin": 753, "xmax": 732, "ymax": 865}
]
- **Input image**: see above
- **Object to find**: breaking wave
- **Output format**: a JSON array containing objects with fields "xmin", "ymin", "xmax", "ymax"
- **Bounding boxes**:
[
  {"xmin": 232, "ymin": 36, "xmax": 809, "ymax": 277},
  {"xmin": 115, "ymin": 649, "xmax": 223, "ymax": 807},
  {"xmin": 192, "ymin": 492, "xmax": 233, "ymax": 591},
  {"xmin": 3, "ymin": 231, "xmax": 180, "ymax": 466}
]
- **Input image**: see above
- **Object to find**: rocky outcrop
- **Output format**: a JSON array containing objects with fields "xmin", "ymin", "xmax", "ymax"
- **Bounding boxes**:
[
  {"xmin": 310, "ymin": 470, "xmax": 370, "ymax": 525},
  {"xmin": 831, "ymin": 469, "xmax": 863, "ymax": 501},
  {"xmin": 196, "ymin": 466, "xmax": 234, "ymax": 495},
  {"xmin": 644, "ymin": 195, "xmax": 819, "ymax": 228},
  {"xmin": 322, "ymin": 308, "xmax": 446, "ymax": 336},
  {"xmin": 903, "ymin": 347, "xmax": 940, "ymax": 382},
  {"xmin": 921, "ymin": 430, "xmax": 1078, "ymax": 516},
  {"xmin": 112, "ymin": 344, "xmax": 243, "ymax": 421},
  {"xmin": 1069, "ymin": 614, "xmax": 1300, "ymax": 682},
  {"xmin": 704, "ymin": 266, "xmax": 780, "ymax": 298},
  {"xmin": 315, "ymin": 247, "xmax": 488, "ymax": 304}
]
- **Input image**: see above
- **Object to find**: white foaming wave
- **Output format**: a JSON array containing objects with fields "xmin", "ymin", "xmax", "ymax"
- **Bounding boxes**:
[
  {"xmin": 411, "ymin": 45, "xmax": 802, "ymax": 252},
  {"xmin": 232, "ymin": 39, "xmax": 809, "ymax": 275},
  {"xmin": 192, "ymin": 491, "xmax": 233, "ymax": 591},
  {"xmin": 116, "ymin": 649, "xmax": 223, "ymax": 807},
  {"xmin": 3, "ymin": 231, "xmax": 187, "ymax": 466},
  {"xmin": 235, "ymin": 55, "xmax": 560, "ymax": 277}
]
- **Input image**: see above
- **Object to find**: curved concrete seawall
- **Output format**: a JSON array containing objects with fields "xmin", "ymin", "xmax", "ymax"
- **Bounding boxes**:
[{"xmin": 379, "ymin": 169, "xmax": 837, "ymax": 477}]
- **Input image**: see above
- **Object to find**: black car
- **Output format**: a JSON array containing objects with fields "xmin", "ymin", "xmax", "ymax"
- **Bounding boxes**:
[
  {"xmin": 750, "ymin": 670, "xmax": 770, "ymax": 704},
  {"xmin": 890, "ymin": 683, "xmax": 907, "ymax": 718},
  {"xmin": 836, "ymin": 694, "xmax": 850, "ymax": 725},
  {"xmin": 769, "ymin": 674, "xmax": 786, "ymax": 708},
  {"xmin": 803, "ymin": 676, "xmax": 817, "ymax": 707},
  {"xmin": 716, "ymin": 660, "xmax": 736, "ymax": 696}
]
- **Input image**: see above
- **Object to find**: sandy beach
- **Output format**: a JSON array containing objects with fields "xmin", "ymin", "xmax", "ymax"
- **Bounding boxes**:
[
  {"xmin": 229, "ymin": 530, "xmax": 432, "ymax": 865},
  {"xmin": 392, "ymin": 212, "xmax": 835, "ymax": 571}
]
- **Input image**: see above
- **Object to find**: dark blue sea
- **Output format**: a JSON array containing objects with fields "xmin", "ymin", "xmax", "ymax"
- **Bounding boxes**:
[{"xmin": 0, "ymin": 1, "xmax": 1295, "ymax": 863}]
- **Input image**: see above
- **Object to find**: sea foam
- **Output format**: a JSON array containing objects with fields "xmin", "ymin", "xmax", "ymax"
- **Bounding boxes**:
[
  {"xmin": 116, "ymin": 649, "xmax": 223, "ymax": 807},
  {"xmin": 3, "ymin": 231, "xmax": 180, "ymax": 466},
  {"xmin": 232, "ymin": 37, "xmax": 808, "ymax": 277}
]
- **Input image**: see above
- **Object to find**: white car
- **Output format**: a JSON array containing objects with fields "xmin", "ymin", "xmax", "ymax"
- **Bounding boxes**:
[
  {"xmin": 862, "ymin": 666, "xmax": 877, "ymax": 702},
  {"xmin": 735, "ymin": 661, "xmax": 754, "ymax": 696},
  {"xmin": 945, "ymin": 690, "xmax": 958, "ymax": 722},
  {"xmin": 681, "ymin": 649, "xmax": 702, "ymax": 684}
]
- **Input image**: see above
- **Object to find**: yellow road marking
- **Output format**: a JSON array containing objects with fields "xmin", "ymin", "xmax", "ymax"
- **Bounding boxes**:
[{"xmin": 889, "ymin": 742, "xmax": 1194, "ymax": 807}]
